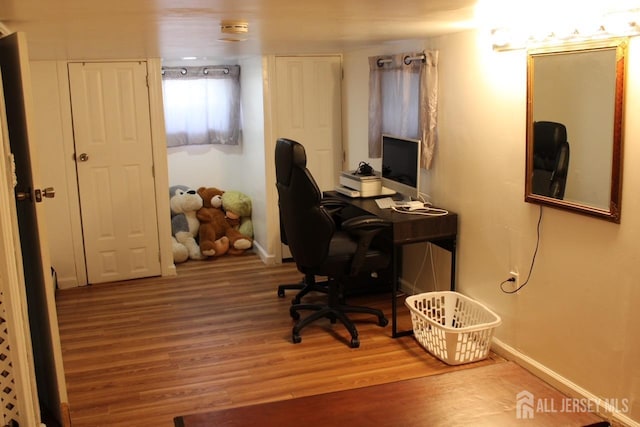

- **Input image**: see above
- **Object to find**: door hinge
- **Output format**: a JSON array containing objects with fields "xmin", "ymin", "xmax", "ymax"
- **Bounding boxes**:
[
  {"xmin": 151, "ymin": 165, "xmax": 155, "ymax": 178},
  {"xmin": 145, "ymin": 74, "xmax": 149, "ymax": 87}
]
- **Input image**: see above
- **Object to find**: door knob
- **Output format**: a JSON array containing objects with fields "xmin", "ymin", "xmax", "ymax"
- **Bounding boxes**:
[
  {"xmin": 15, "ymin": 189, "xmax": 31, "ymax": 201},
  {"xmin": 78, "ymin": 153, "xmax": 89, "ymax": 162},
  {"xmin": 42, "ymin": 187, "xmax": 55, "ymax": 198},
  {"xmin": 34, "ymin": 187, "xmax": 55, "ymax": 203}
]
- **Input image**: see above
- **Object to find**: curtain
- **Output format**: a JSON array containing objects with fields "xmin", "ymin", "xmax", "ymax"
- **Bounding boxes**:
[
  {"xmin": 368, "ymin": 51, "xmax": 439, "ymax": 169},
  {"xmin": 162, "ymin": 65, "xmax": 242, "ymax": 147}
]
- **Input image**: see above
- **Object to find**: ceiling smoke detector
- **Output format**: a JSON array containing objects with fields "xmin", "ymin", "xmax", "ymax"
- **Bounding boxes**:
[
  {"xmin": 219, "ymin": 21, "xmax": 249, "ymax": 42},
  {"xmin": 220, "ymin": 22, "xmax": 249, "ymax": 35}
]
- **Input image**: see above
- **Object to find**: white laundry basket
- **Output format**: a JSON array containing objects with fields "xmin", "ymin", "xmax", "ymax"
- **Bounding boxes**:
[{"xmin": 405, "ymin": 291, "xmax": 501, "ymax": 365}]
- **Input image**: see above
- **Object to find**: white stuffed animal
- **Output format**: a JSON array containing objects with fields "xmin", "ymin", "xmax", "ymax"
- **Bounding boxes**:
[{"xmin": 170, "ymin": 185, "xmax": 205, "ymax": 263}]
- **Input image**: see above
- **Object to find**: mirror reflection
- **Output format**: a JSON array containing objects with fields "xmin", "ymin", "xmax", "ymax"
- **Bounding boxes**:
[{"xmin": 525, "ymin": 39, "xmax": 626, "ymax": 223}]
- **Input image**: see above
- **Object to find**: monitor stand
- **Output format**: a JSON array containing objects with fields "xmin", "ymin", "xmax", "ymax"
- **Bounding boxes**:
[{"xmin": 380, "ymin": 186, "xmax": 396, "ymax": 196}]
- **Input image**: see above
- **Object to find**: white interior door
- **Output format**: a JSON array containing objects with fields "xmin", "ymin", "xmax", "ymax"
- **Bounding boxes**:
[
  {"xmin": 275, "ymin": 56, "xmax": 343, "ymax": 191},
  {"xmin": 0, "ymin": 32, "xmax": 69, "ymax": 425},
  {"xmin": 275, "ymin": 56, "xmax": 343, "ymax": 259},
  {"xmin": 68, "ymin": 62, "xmax": 161, "ymax": 284}
]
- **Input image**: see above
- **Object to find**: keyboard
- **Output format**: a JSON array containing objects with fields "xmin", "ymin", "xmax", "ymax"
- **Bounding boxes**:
[{"xmin": 374, "ymin": 197, "xmax": 396, "ymax": 209}]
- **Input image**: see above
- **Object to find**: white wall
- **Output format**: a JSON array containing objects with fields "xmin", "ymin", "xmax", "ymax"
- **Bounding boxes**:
[
  {"xmin": 238, "ymin": 56, "xmax": 267, "ymax": 256},
  {"xmin": 343, "ymin": 31, "xmax": 640, "ymax": 423}
]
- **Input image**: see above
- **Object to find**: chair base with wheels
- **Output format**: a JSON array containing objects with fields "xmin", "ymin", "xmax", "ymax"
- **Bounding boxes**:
[{"xmin": 289, "ymin": 279, "xmax": 388, "ymax": 348}]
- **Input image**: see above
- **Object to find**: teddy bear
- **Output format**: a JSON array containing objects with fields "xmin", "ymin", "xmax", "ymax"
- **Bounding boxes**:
[
  {"xmin": 170, "ymin": 185, "xmax": 206, "ymax": 263},
  {"xmin": 221, "ymin": 190, "xmax": 254, "ymax": 255},
  {"xmin": 195, "ymin": 187, "xmax": 252, "ymax": 256},
  {"xmin": 196, "ymin": 187, "xmax": 230, "ymax": 257}
]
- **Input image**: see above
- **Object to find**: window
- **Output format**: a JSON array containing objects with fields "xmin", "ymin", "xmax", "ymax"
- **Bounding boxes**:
[
  {"xmin": 368, "ymin": 52, "xmax": 439, "ymax": 169},
  {"xmin": 162, "ymin": 65, "xmax": 242, "ymax": 147}
]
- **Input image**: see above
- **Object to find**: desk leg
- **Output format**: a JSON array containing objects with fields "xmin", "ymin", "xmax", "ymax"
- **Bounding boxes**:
[
  {"xmin": 391, "ymin": 245, "xmax": 399, "ymax": 337},
  {"xmin": 391, "ymin": 245, "xmax": 413, "ymax": 338}
]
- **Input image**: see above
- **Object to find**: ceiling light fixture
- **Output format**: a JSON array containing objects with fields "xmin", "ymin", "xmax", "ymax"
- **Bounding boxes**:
[{"xmin": 491, "ymin": 8, "xmax": 640, "ymax": 51}]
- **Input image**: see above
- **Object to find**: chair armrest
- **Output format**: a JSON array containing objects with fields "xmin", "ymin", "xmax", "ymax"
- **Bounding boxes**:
[
  {"xmin": 320, "ymin": 197, "xmax": 349, "ymax": 216},
  {"xmin": 342, "ymin": 216, "xmax": 391, "ymax": 276},
  {"xmin": 341, "ymin": 215, "xmax": 390, "ymax": 231}
]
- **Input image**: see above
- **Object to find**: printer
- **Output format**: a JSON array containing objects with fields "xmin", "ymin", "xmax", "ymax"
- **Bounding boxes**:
[{"xmin": 335, "ymin": 170, "xmax": 382, "ymax": 198}]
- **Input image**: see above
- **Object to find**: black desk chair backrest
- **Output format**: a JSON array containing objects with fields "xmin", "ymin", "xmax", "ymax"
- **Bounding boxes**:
[
  {"xmin": 275, "ymin": 138, "xmax": 334, "ymax": 270},
  {"xmin": 532, "ymin": 121, "xmax": 570, "ymax": 199}
]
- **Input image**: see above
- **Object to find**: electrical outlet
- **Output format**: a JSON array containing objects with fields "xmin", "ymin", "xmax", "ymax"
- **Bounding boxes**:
[{"xmin": 509, "ymin": 269, "xmax": 519, "ymax": 289}]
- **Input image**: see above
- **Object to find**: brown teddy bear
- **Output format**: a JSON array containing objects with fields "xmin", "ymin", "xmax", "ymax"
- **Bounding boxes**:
[
  {"xmin": 196, "ymin": 187, "xmax": 253, "ymax": 257},
  {"xmin": 196, "ymin": 187, "xmax": 230, "ymax": 257}
]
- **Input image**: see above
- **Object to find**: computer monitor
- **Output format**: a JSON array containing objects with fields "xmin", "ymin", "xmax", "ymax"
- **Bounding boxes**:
[{"xmin": 381, "ymin": 134, "xmax": 421, "ymax": 201}]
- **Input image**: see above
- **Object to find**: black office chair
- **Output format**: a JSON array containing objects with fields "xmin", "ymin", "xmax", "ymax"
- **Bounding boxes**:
[
  {"xmin": 275, "ymin": 138, "xmax": 391, "ymax": 348},
  {"xmin": 532, "ymin": 121, "xmax": 570, "ymax": 199}
]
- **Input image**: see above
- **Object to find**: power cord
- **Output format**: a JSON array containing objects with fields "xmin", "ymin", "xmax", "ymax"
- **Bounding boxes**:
[
  {"xmin": 500, "ymin": 205, "xmax": 543, "ymax": 294},
  {"xmin": 391, "ymin": 205, "xmax": 449, "ymax": 216}
]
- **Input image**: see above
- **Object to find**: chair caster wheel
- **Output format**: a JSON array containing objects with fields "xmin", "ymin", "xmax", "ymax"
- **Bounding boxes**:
[
  {"xmin": 292, "ymin": 334, "xmax": 302, "ymax": 344},
  {"xmin": 277, "ymin": 288, "xmax": 285, "ymax": 298},
  {"xmin": 350, "ymin": 337, "xmax": 360, "ymax": 348},
  {"xmin": 378, "ymin": 317, "xmax": 389, "ymax": 327},
  {"xmin": 289, "ymin": 308, "xmax": 300, "ymax": 320}
]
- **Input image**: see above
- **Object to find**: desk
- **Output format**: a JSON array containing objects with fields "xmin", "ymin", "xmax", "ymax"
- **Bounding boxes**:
[{"xmin": 324, "ymin": 191, "xmax": 458, "ymax": 337}]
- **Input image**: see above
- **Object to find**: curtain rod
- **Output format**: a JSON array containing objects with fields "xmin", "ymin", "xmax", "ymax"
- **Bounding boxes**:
[
  {"xmin": 376, "ymin": 53, "xmax": 426, "ymax": 67},
  {"xmin": 161, "ymin": 67, "xmax": 230, "ymax": 75}
]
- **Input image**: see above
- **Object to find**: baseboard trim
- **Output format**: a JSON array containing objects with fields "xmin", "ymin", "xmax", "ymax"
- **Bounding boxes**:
[
  {"xmin": 253, "ymin": 241, "xmax": 275, "ymax": 265},
  {"xmin": 56, "ymin": 276, "xmax": 80, "ymax": 290},
  {"xmin": 491, "ymin": 338, "xmax": 638, "ymax": 427}
]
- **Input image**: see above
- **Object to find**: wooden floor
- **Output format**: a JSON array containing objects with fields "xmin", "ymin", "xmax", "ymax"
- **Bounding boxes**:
[
  {"xmin": 175, "ymin": 362, "xmax": 604, "ymax": 427},
  {"xmin": 55, "ymin": 254, "xmax": 600, "ymax": 427}
]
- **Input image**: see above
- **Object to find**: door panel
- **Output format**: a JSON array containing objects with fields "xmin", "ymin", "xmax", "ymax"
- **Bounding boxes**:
[
  {"xmin": 275, "ymin": 56, "xmax": 342, "ymax": 192},
  {"xmin": 68, "ymin": 62, "xmax": 160, "ymax": 284},
  {"xmin": 0, "ymin": 32, "xmax": 68, "ymax": 424}
]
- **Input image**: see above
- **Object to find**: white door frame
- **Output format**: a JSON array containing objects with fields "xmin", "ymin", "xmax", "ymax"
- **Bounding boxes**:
[{"xmin": 0, "ymin": 68, "xmax": 41, "ymax": 427}]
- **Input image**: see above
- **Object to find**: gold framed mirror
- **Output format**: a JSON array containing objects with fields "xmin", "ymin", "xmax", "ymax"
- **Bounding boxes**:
[{"xmin": 525, "ymin": 39, "xmax": 627, "ymax": 223}]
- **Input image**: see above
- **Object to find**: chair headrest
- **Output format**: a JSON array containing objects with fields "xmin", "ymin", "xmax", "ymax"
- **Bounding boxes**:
[
  {"xmin": 534, "ymin": 121, "xmax": 568, "ymax": 157},
  {"xmin": 276, "ymin": 138, "xmax": 307, "ymax": 186}
]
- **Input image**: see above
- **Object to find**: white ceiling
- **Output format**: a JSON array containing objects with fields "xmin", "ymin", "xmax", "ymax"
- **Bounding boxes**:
[{"xmin": 0, "ymin": 0, "xmax": 479, "ymax": 61}]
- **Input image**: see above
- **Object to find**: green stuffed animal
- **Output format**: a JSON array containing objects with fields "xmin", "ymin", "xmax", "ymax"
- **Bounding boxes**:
[{"xmin": 221, "ymin": 190, "xmax": 253, "ymax": 255}]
